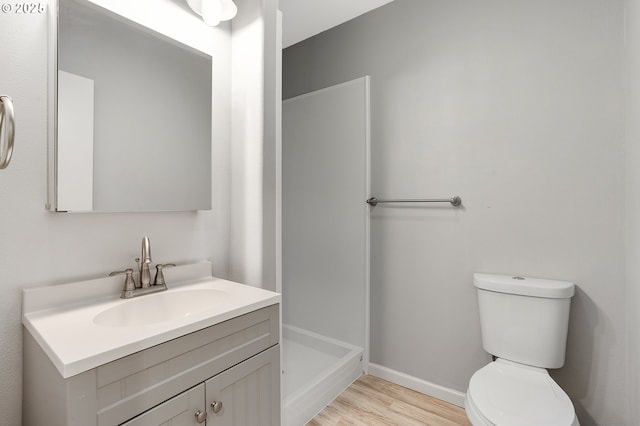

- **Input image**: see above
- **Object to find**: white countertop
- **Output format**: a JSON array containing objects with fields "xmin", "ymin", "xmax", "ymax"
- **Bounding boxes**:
[{"xmin": 22, "ymin": 262, "xmax": 280, "ymax": 378}]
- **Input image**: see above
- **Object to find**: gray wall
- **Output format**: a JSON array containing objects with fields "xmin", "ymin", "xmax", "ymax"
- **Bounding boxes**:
[
  {"xmin": 228, "ymin": 0, "xmax": 279, "ymax": 290},
  {"xmin": 626, "ymin": 0, "xmax": 640, "ymax": 422},
  {"xmin": 0, "ymin": 0, "xmax": 278, "ymax": 423},
  {"xmin": 0, "ymin": 2, "xmax": 234, "ymax": 425},
  {"xmin": 261, "ymin": 0, "xmax": 281, "ymax": 294},
  {"xmin": 283, "ymin": 1, "xmax": 627, "ymax": 424}
]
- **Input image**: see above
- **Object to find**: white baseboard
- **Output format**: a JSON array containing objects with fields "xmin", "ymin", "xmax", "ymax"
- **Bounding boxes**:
[{"xmin": 368, "ymin": 363, "xmax": 466, "ymax": 408}]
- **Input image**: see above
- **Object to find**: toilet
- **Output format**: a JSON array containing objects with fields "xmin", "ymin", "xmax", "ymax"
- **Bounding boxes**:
[{"xmin": 465, "ymin": 273, "xmax": 580, "ymax": 426}]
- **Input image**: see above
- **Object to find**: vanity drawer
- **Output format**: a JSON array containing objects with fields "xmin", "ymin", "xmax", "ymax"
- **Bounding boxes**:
[{"xmin": 96, "ymin": 304, "xmax": 279, "ymax": 426}]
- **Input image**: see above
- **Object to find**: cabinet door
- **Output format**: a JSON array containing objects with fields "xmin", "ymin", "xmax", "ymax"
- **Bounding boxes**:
[
  {"xmin": 205, "ymin": 345, "xmax": 280, "ymax": 426},
  {"xmin": 121, "ymin": 384, "xmax": 206, "ymax": 426}
]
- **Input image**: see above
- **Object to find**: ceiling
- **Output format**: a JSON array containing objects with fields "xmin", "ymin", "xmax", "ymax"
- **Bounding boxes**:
[{"xmin": 279, "ymin": 0, "xmax": 394, "ymax": 48}]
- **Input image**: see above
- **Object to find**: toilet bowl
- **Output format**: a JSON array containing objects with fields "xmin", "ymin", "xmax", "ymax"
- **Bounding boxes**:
[
  {"xmin": 466, "ymin": 274, "xmax": 579, "ymax": 426},
  {"xmin": 465, "ymin": 359, "xmax": 579, "ymax": 426}
]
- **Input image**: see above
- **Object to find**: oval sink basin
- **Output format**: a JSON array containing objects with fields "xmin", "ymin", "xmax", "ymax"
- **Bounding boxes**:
[{"xmin": 94, "ymin": 289, "xmax": 228, "ymax": 327}]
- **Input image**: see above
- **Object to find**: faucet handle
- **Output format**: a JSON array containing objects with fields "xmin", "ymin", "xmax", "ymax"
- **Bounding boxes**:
[
  {"xmin": 153, "ymin": 263, "xmax": 176, "ymax": 286},
  {"xmin": 109, "ymin": 268, "xmax": 136, "ymax": 298}
]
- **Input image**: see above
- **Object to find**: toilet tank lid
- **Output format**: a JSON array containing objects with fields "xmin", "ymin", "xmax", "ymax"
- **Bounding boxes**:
[{"xmin": 473, "ymin": 273, "xmax": 575, "ymax": 299}]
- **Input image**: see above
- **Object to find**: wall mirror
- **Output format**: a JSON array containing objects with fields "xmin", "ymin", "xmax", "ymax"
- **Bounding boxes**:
[{"xmin": 49, "ymin": 0, "xmax": 212, "ymax": 212}]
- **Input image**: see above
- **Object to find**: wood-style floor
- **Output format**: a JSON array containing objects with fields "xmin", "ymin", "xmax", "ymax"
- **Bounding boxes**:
[{"xmin": 307, "ymin": 375, "xmax": 471, "ymax": 426}]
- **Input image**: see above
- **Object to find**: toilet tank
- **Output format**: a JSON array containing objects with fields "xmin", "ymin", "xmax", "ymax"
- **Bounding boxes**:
[{"xmin": 474, "ymin": 273, "xmax": 575, "ymax": 369}]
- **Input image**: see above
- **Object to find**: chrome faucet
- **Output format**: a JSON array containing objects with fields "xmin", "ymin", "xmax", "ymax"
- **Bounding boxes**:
[
  {"xmin": 109, "ymin": 236, "xmax": 176, "ymax": 299},
  {"xmin": 136, "ymin": 236, "xmax": 153, "ymax": 288}
]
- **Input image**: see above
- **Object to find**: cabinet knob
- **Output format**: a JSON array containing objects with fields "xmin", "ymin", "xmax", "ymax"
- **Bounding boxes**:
[
  {"xmin": 211, "ymin": 400, "xmax": 223, "ymax": 413},
  {"xmin": 195, "ymin": 410, "xmax": 207, "ymax": 423}
]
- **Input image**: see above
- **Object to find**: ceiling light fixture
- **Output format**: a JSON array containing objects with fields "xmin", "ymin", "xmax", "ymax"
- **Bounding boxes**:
[{"xmin": 187, "ymin": 0, "xmax": 237, "ymax": 26}]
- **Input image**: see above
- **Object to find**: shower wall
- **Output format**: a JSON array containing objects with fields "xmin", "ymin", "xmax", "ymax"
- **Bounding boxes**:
[
  {"xmin": 282, "ymin": 77, "xmax": 369, "ymax": 349},
  {"xmin": 626, "ymin": 0, "xmax": 640, "ymax": 421},
  {"xmin": 283, "ymin": 1, "xmax": 627, "ymax": 424}
]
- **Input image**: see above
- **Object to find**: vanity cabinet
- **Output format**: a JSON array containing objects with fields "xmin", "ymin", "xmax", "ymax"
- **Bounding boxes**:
[
  {"xmin": 23, "ymin": 304, "xmax": 280, "ymax": 426},
  {"xmin": 204, "ymin": 346, "xmax": 279, "ymax": 425},
  {"xmin": 122, "ymin": 346, "xmax": 279, "ymax": 426}
]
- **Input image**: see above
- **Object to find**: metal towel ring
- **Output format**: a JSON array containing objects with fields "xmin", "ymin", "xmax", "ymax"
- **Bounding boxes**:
[{"xmin": 0, "ymin": 95, "xmax": 15, "ymax": 169}]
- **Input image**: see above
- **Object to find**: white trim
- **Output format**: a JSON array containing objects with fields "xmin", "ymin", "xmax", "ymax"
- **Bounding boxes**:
[
  {"xmin": 363, "ymin": 75, "xmax": 371, "ymax": 375},
  {"xmin": 275, "ymin": 10, "xmax": 283, "ymax": 424},
  {"xmin": 368, "ymin": 363, "xmax": 467, "ymax": 408},
  {"xmin": 275, "ymin": 8, "xmax": 283, "ymax": 296}
]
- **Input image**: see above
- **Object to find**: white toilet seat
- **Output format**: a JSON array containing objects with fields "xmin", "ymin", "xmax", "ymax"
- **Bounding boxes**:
[
  {"xmin": 465, "ymin": 388, "xmax": 494, "ymax": 426},
  {"xmin": 466, "ymin": 359, "xmax": 579, "ymax": 426}
]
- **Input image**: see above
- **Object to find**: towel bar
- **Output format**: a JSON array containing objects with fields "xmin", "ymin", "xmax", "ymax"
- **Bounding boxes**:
[{"xmin": 366, "ymin": 196, "xmax": 462, "ymax": 207}]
